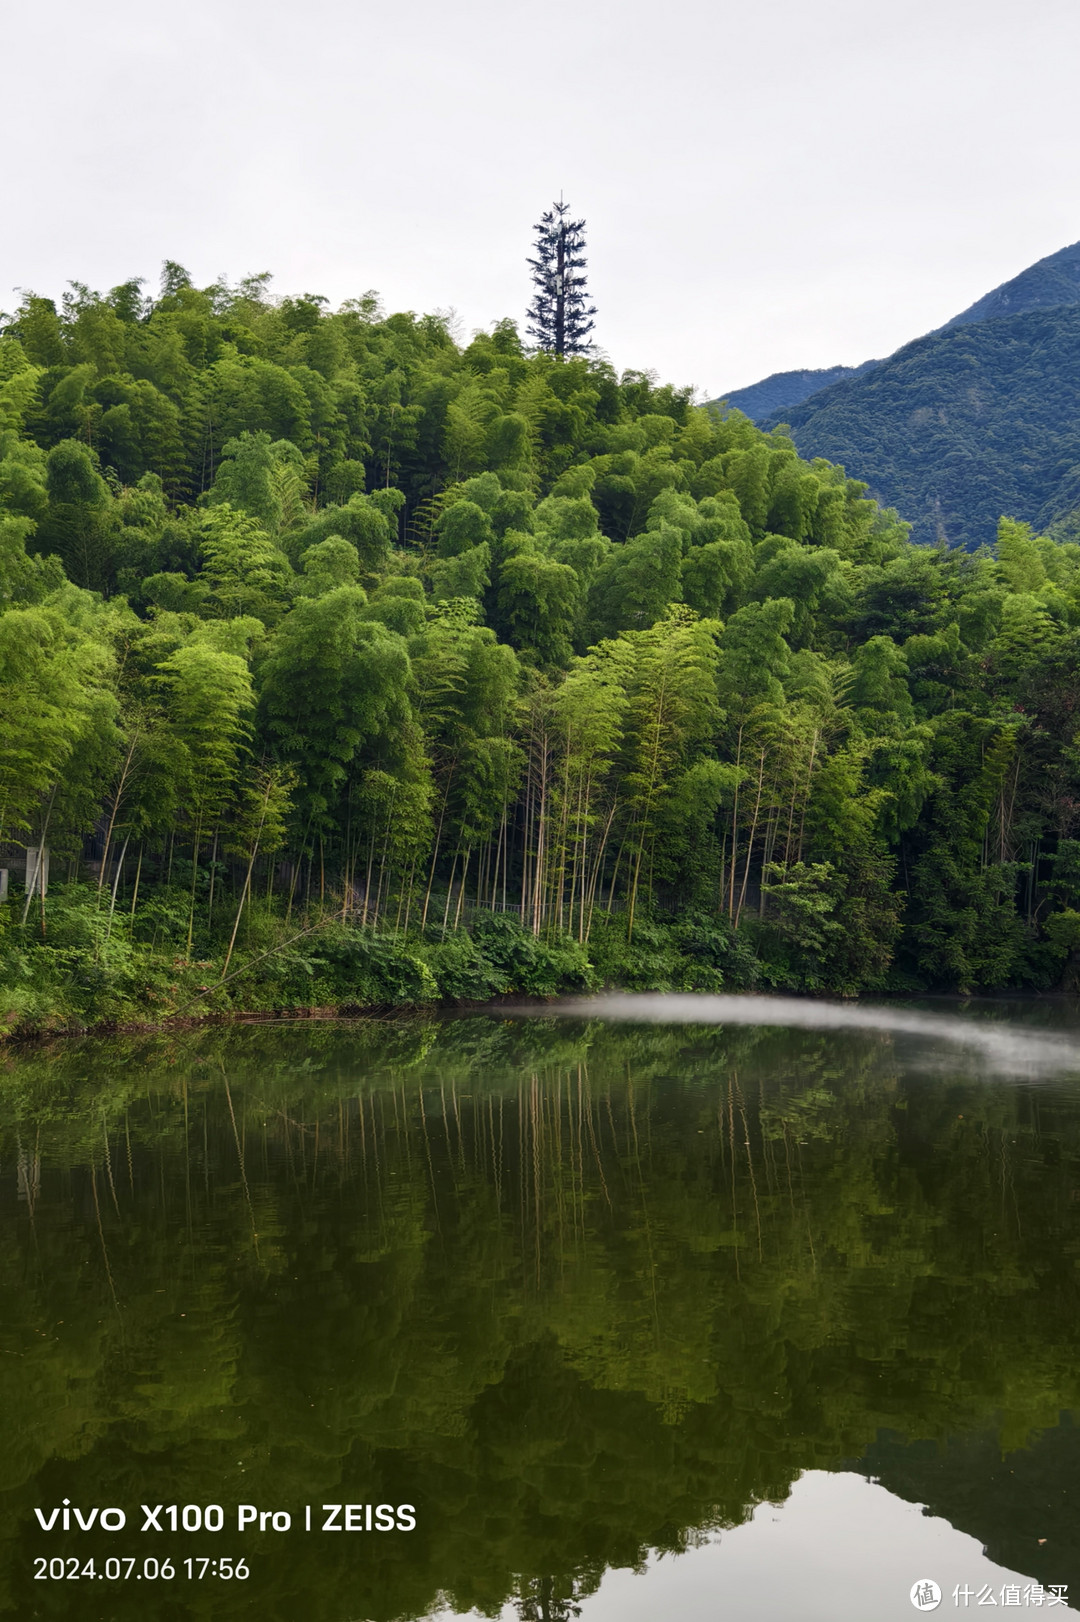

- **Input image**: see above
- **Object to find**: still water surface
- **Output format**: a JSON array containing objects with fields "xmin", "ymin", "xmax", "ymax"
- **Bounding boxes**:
[{"xmin": 2, "ymin": 998, "xmax": 1079, "ymax": 1619}]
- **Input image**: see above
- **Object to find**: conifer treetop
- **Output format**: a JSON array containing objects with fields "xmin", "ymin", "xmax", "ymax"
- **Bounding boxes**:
[{"xmin": 526, "ymin": 197, "xmax": 596, "ymax": 358}]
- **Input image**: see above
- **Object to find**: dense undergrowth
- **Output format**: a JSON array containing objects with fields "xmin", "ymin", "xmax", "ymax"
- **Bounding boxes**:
[
  {"xmin": 0, "ymin": 888, "xmax": 761, "ymax": 1037},
  {"xmin": 0, "ymin": 877, "xmax": 849, "ymax": 1037},
  {"xmin": 4, "ymin": 872, "xmax": 1076, "ymax": 1041}
]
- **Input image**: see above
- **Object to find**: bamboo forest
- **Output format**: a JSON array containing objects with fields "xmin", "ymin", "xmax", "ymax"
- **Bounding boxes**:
[{"xmin": 3, "ymin": 268, "xmax": 1080, "ymax": 1034}]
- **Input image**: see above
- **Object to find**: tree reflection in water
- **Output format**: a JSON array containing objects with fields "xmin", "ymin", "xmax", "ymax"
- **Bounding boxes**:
[
  {"xmin": 0, "ymin": 1011, "xmax": 1078, "ymax": 1621},
  {"xmin": 514, "ymin": 1574, "xmax": 585, "ymax": 1620}
]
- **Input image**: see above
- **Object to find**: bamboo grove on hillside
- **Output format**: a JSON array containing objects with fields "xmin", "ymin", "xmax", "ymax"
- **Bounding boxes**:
[{"xmin": 2, "ymin": 267, "xmax": 1080, "ymax": 1026}]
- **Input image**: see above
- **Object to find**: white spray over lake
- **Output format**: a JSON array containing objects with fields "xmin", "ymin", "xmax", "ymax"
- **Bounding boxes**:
[{"xmin": 520, "ymin": 993, "xmax": 1080, "ymax": 1079}]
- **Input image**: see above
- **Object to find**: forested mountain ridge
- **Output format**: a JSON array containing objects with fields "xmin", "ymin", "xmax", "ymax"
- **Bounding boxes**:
[
  {"xmin": 936, "ymin": 237, "xmax": 1080, "ymax": 331},
  {"xmin": 719, "ymin": 238, "xmax": 1080, "ymax": 427},
  {"xmin": 715, "ymin": 360, "xmax": 878, "ymax": 424},
  {"xmin": 765, "ymin": 302, "xmax": 1080, "ymax": 548},
  {"xmin": 2, "ymin": 267, "xmax": 1080, "ymax": 1031},
  {"xmin": 713, "ymin": 240, "xmax": 1080, "ymax": 550}
]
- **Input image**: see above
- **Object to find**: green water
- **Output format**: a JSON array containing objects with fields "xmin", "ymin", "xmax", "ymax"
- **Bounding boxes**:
[{"xmin": 2, "ymin": 1003, "xmax": 1080, "ymax": 1620}]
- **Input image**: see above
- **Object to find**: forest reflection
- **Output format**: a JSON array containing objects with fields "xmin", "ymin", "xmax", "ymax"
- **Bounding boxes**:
[{"xmin": 1, "ymin": 1012, "xmax": 1079, "ymax": 1620}]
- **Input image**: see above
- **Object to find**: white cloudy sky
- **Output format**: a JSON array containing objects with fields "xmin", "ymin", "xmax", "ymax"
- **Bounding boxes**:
[{"xmin": 5, "ymin": 0, "xmax": 1079, "ymax": 396}]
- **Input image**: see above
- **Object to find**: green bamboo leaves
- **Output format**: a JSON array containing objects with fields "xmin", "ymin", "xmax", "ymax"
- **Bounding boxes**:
[{"xmin": 3, "ymin": 270, "xmax": 1080, "ymax": 999}]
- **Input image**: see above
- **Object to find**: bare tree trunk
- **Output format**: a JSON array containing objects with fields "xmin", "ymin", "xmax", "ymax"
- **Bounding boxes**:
[
  {"xmin": 532, "ymin": 738, "xmax": 549, "ymax": 938},
  {"xmin": 501, "ymin": 801, "xmax": 509, "ymax": 914},
  {"xmin": 220, "ymin": 779, "xmax": 274, "ymax": 980},
  {"xmin": 453, "ymin": 848, "xmax": 472, "ymax": 930},
  {"xmin": 284, "ymin": 812, "xmax": 314, "ymax": 926},
  {"xmin": 794, "ymin": 731, "xmax": 819, "ymax": 865},
  {"xmin": 362, "ymin": 826, "xmax": 376, "ymax": 927},
  {"xmin": 97, "ymin": 729, "xmax": 140, "ymax": 898},
  {"xmin": 22, "ymin": 784, "xmax": 58, "ymax": 933},
  {"xmin": 758, "ymin": 753, "xmax": 785, "ymax": 916},
  {"xmin": 398, "ymin": 853, "xmax": 417, "ymax": 936},
  {"xmin": 185, "ymin": 811, "xmax": 204, "ymax": 960},
  {"xmin": 441, "ymin": 846, "xmax": 460, "ymax": 930},
  {"xmin": 491, "ymin": 799, "xmax": 507, "ymax": 913},
  {"xmin": 584, "ymin": 799, "xmax": 617, "ymax": 943},
  {"xmin": 372, "ymin": 786, "xmax": 397, "ymax": 928},
  {"xmin": 520, "ymin": 767, "xmax": 534, "ymax": 926},
  {"xmin": 421, "ymin": 759, "xmax": 456, "ymax": 929},
  {"xmin": 207, "ymin": 829, "xmax": 219, "ymax": 928},
  {"xmin": 734, "ymin": 746, "xmax": 767, "ymax": 929},
  {"xmin": 129, "ymin": 842, "xmax": 144, "ymax": 919},
  {"xmin": 105, "ymin": 834, "xmax": 131, "ymax": 943},
  {"xmin": 728, "ymin": 725, "xmax": 743, "ymax": 918}
]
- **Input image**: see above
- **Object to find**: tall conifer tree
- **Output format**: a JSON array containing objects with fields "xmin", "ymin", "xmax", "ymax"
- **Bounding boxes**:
[{"xmin": 526, "ymin": 199, "xmax": 596, "ymax": 357}]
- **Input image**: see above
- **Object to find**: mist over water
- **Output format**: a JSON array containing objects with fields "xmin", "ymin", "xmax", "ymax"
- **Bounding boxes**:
[{"xmin": 530, "ymin": 993, "xmax": 1080, "ymax": 1078}]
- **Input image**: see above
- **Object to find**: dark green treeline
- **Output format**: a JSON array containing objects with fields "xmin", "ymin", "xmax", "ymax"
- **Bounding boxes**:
[
  {"xmin": 3, "ymin": 270, "xmax": 1080, "ymax": 1029},
  {"xmin": 1, "ymin": 1017, "xmax": 1079, "ymax": 1619}
]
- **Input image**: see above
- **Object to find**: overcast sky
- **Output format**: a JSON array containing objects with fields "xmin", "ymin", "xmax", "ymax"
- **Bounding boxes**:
[{"xmin": 5, "ymin": 0, "xmax": 1080, "ymax": 397}]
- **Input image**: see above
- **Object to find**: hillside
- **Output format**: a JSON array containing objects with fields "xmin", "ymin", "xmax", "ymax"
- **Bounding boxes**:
[
  {"xmin": 720, "ymin": 238, "xmax": 1080, "ymax": 428},
  {"xmin": 718, "ymin": 360, "xmax": 878, "ymax": 423},
  {"xmin": 723, "ymin": 240, "xmax": 1080, "ymax": 550},
  {"xmin": 762, "ymin": 302, "xmax": 1080, "ymax": 548},
  {"xmin": 938, "ymin": 237, "xmax": 1080, "ymax": 331}
]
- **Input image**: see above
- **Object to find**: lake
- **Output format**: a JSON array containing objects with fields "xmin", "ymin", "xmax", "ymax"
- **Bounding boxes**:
[{"xmin": 2, "ymin": 996, "xmax": 1079, "ymax": 1620}]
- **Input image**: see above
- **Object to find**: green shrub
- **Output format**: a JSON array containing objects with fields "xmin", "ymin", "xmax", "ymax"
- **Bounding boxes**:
[
  {"xmin": 300, "ymin": 925, "xmax": 437, "ymax": 1005},
  {"xmin": 468, "ymin": 913, "xmax": 594, "ymax": 996},
  {"xmin": 419, "ymin": 930, "xmax": 507, "ymax": 1000},
  {"xmin": 670, "ymin": 912, "xmax": 761, "ymax": 991},
  {"xmin": 585, "ymin": 913, "xmax": 682, "ymax": 991}
]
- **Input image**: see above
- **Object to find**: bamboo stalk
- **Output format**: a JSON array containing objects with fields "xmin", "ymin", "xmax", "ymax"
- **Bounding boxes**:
[
  {"xmin": 220, "ymin": 777, "xmax": 274, "ymax": 980},
  {"xmin": 104, "ymin": 833, "xmax": 131, "ymax": 944},
  {"xmin": 734, "ymin": 745, "xmax": 767, "ymax": 929},
  {"xmin": 129, "ymin": 842, "xmax": 144, "ymax": 919}
]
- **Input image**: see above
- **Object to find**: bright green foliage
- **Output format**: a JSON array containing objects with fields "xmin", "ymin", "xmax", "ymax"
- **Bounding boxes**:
[
  {"xmin": 37, "ymin": 439, "xmax": 115, "ymax": 589},
  {"xmin": 762, "ymin": 858, "xmax": 902, "ymax": 992},
  {"xmin": 849, "ymin": 636, "xmax": 914, "ymax": 726},
  {"xmin": 3, "ymin": 266, "xmax": 1080, "ymax": 1019},
  {"xmin": 208, "ymin": 430, "xmax": 309, "ymax": 536},
  {"xmin": 160, "ymin": 640, "xmax": 254, "ymax": 827},
  {"xmin": 259, "ymin": 585, "xmax": 413, "ymax": 829},
  {"xmin": 0, "ymin": 602, "xmax": 119, "ymax": 839},
  {"xmin": 285, "ymin": 491, "xmax": 394, "ymax": 572},
  {"xmin": 0, "ymin": 516, "xmax": 63, "ymax": 605},
  {"xmin": 296, "ymin": 536, "xmax": 361, "ymax": 596},
  {"xmin": 496, "ymin": 540, "xmax": 581, "ymax": 666},
  {"xmin": 616, "ymin": 612, "xmax": 724, "ymax": 937},
  {"xmin": 197, "ymin": 504, "xmax": 293, "ymax": 623}
]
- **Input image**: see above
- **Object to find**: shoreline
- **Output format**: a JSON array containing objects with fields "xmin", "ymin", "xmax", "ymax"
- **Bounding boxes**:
[
  {"xmin": 4, "ymin": 985, "xmax": 1076, "ymax": 1051},
  {"xmin": 0, "ymin": 991, "xmax": 561, "ymax": 1049}
]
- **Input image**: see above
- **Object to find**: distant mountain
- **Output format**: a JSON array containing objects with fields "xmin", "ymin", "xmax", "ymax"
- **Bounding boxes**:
[
  {"xmin": 718, "ymin": 360, "xmax": 879, "ymax": 423},
  {"xmin": 714, "ymin": 242, "xmax": 1080, "ymax": 547},
  {"xmin": 938, "ymin": 238, "xmax": 1080, "ymax": 332},
  {"xmin": 719, "ymin": 240, "xmax": 1080, "ymax": 430},
  {"xmin": 712, "ymin": 240, "xmax": 1080, "ymax": 548},
  {"xmin": 761, "ymin": 303, "xmax": 1080, "ymax": 548}
]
